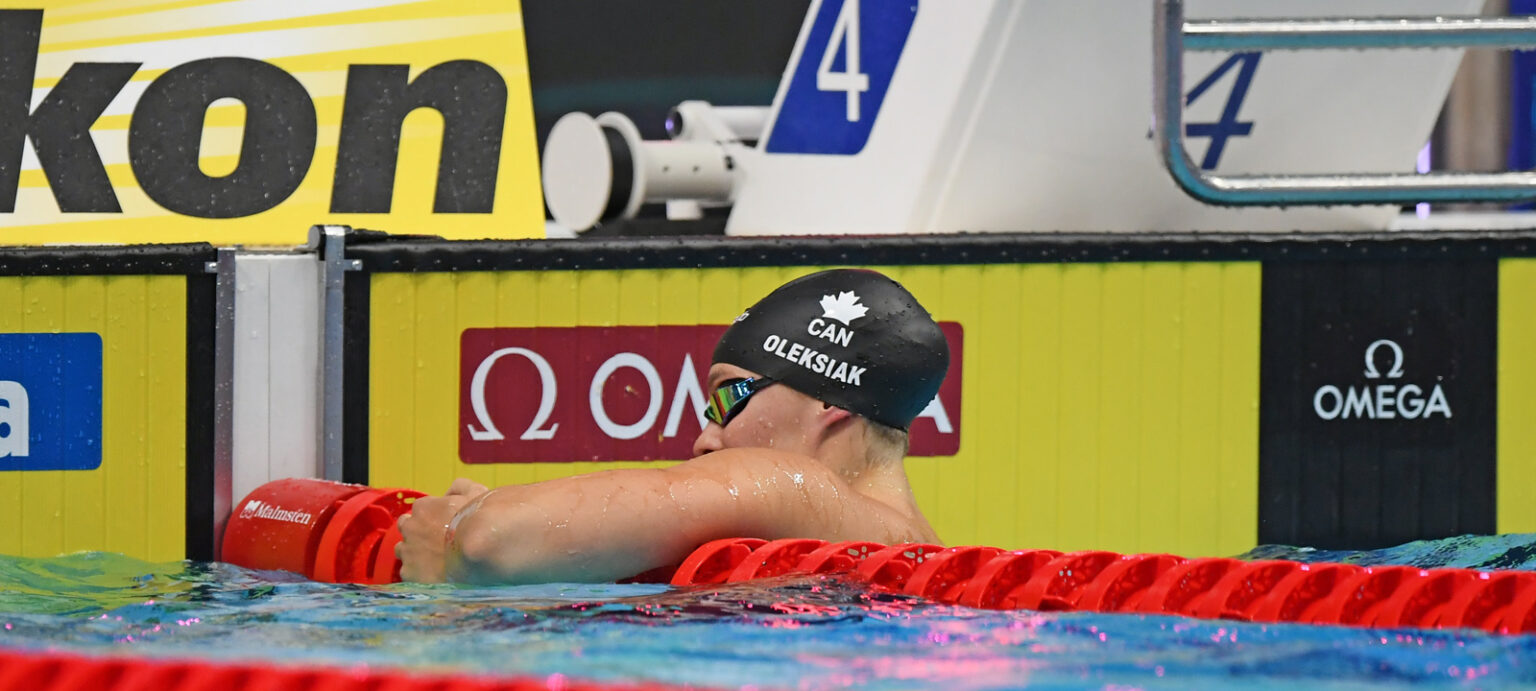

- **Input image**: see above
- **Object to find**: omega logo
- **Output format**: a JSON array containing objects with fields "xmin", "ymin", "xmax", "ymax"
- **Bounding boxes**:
[
  {"xmin": 1312, "ymin": 339, "xmax": 1451, "ymax": 421},
  {"xmin": 466, "ymin": 349, "xmax": 707, "ymax": 442},
  {"xmin": 458, "ymin": 325, "xmax": 963, "ymax": 460}
]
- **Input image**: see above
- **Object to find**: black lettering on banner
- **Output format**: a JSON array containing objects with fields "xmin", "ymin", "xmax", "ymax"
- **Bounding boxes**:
[
  {"xmin": 128, "ymin": 58, "xmax": 316, "ymax": 218},
  {"xmin": 331, "ymin": 61, "xmax": 507, "ymax": 213},
  {"xmin": 0, "ymin": 10, "xmax": 138, "ymax": 213}
]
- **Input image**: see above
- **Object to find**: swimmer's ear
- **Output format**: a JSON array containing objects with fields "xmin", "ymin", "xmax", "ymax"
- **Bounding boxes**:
[{"xmin": 817, "ymin": 403, "xmax": 854, "ymax": 426}]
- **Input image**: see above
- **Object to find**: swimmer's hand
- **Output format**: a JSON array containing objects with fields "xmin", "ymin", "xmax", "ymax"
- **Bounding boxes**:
[{"xmin": 396, "ymin": 478, "xmax": 488, "ymax": 583}]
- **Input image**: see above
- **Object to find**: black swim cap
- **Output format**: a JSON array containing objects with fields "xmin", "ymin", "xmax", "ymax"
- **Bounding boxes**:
[{"xmin": 712, "ymin": 269, "xmax": 949, "ymax": 430}]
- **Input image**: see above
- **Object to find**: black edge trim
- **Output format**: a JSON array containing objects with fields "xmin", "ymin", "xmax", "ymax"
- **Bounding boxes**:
[
  {"xmin": 344, "ymin": 230, "xmax": 1536, "ymax": 272},
  {"xmin": 600, "ymin": 126, "xmax": 634, "ymax": 222},
  {"xmin": 1492, "ymin": 269, "xmax": 1501, "ymax": 527},
  {"xmin": 0, "ymin": 243, "xmax": 218, "ymax": 276},
  {"xmin": 342, "ymin": 269, "xmax": 371, "ymax": 486},
  {"xmin": 183, "ymin": 271, "xmax": 217, "ymax": 562}
]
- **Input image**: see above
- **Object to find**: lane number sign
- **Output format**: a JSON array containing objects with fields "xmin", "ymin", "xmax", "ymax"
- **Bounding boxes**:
[
  {"xmin": 765, "ymin": 0, "xmax": 918, "ymax": 155},
  {"xmin": 1185, "ymin": 52, "xmax": 1263, "ymax": 170}
]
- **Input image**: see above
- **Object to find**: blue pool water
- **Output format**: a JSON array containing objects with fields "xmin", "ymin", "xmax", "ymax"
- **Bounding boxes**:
[{"xmin": 2, "ymin": 535, "xmax": 1536, "ymax": 690}]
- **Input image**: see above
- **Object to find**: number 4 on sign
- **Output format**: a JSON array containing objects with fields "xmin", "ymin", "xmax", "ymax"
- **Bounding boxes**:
[
  {"xmin": 818, "ymin": 0, "xmax": 870, "ymax": 122},
  {"xmin": 1185, "ymin": 52, "xmax": 1262, "ymax": 170}
]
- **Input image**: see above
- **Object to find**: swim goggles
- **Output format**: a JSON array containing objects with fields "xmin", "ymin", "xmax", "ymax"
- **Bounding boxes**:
[{"xmin": 704, "ymin": 377, "xmax": 776, "ymax": 427}]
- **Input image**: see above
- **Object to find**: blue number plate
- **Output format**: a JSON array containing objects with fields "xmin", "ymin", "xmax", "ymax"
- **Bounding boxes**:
[{"xmin": 765, "ymin": 0, "xmax": 919, "ymax": 156}]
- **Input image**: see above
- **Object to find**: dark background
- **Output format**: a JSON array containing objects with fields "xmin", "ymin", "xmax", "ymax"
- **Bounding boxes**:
[{"xmin": 523, "ymin": 1, "xmax": 809, "ymax": 151}]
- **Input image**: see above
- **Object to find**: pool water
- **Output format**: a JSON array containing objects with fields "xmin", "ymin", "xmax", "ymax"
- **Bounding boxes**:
[{"xmin": 3, "ymin": 535, "xmax": 1536, "ymax": 690}]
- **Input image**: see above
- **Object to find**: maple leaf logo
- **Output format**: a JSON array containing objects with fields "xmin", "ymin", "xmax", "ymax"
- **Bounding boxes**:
[{"xmin": 819, "ymin": 291, "xmax": 868, "ymax": 325}]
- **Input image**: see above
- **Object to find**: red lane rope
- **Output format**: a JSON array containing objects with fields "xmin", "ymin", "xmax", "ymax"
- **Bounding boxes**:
[
  {"xmin": 668, "ymin": 538, "xmax": 1536, "ymax": 635},
  {"xmin": 0, "ymin": 649, "xmax": 696, "ymax": 691}
]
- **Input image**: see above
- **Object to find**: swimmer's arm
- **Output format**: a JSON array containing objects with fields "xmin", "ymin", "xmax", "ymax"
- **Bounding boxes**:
[{"xmin": 443, "ymin": 451, "xmax": 855, "ymax": 585}]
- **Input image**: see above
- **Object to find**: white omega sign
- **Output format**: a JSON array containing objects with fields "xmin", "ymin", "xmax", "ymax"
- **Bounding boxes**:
[
  {"xmin": 466, "ymin": 349, "xmax": 711, "ymax": 442},
  {"xmin": 466, "ymin": 347, "xmax": 562, "ymax": 441},
  {"xmin": 1312, "ymin": 339, "xmax": 1452, "ymax": 421}
]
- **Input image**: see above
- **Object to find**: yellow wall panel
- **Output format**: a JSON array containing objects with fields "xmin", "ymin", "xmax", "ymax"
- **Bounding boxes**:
[
  {"xmin": 1217, "ymin": 264, "xmax": 1262, "ymax": 557},
  {"xmin": 1097, "ymin": 264, "xmax": 1145, "ymax": 555},
  {"xmin": 1176, "ymin": 264, "xmax": 1224, "ymax": 557},
  {"xmin": 103, "ymin": 276, "xmax": 149, "ymax": 559},
  {"xmin": 1012, "ymin": 265, "xmax": 1063, "ymax": 550},
  {"xmin": 368, "ymin": 262, "xmax": 1262, "ymax": 555},
  {"xmin": 451, "ymin": 272, "xmax": 500, "ymax": 493},
  {"xmin": 1499, "ymin": 258, "xmax": 1536, "ymax": 534},
  {"xmin": 144, "ymin": 277, "xmax": 186, "ymax": 562},
  {"xmin": 61, "ymin": 276, "xmax": 106, "ymax": 555},
  {"xmin": 370, "ymin": 274, "xmax": 419, "ymax": 491},
  {"xmin": 0, "ymin": 275, "xmax": 187, "ymax": 561},
  {"xmin": 695, "ymin": 267, "xmax": 744, "ymax": 332},
  {"xmin": 1056, "ymin": 265, "xmax": 1106, "ymax": 552},
  {"xmin": 1137, "ymin": 264, "xmax": 1185, "ymax": 553},
  {"xmin": 934, "ymin": 266, "xmax": 983, "ymax": 545},
  {"xmin": 970, "ymin": 263, "xmax": 1022, "ymax": 550},
  {"xmin": 412, "ymin": 272, "xmax": 459, "ymax": 496},
  {"xmin": 20, "ymin": 278, "xmax": 67, "ymax": 558},
  {"xmin": 0, "ymin": 279, "xmax": 22, "ymax": 556}
]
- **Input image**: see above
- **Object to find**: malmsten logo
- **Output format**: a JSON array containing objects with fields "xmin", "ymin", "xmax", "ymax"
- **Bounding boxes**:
[
  {"xmin": 0, "ymin": 9, "xmax": 507, "ymax": 219},
  {"xmin": 237, "ymin": 500, "xmax": 314, "ymax": 526}
]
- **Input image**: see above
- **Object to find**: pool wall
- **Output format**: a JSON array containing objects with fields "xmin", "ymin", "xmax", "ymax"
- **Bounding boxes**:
[
  {"xmin": 343, "ymin": 231, "xmax": 1536, "ymax": 556},
  {"xmin": 0, "ymin": 244, "xmax": 217, "ymax": 562},
  {"xmin": 1, "ymin": 231, "xmax": 1534, "ymax": 563}
]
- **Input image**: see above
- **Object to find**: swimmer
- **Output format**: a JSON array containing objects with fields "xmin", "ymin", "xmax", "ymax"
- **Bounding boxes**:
[{"xmin": 396, "ymin": 269, "xmax": 949, "ymax": 584}]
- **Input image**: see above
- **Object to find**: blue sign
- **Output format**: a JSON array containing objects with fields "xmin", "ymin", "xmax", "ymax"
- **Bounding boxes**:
[
  {"xmin": 765, "ymin": 0, "xmax": 918, "ymax": 155},
  {"xmin": 0, "ymin": 333, "xmax": 103, "ymax": 471}
]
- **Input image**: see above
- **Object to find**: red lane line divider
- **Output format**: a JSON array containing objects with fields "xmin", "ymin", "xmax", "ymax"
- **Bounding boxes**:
[
  {"xmin": 955, "ymin": 550, "xmax": 1061, "ymax": 609},
  {"xmin": 667, "ymin": 540, "xmax": 1536, "ymax": 635},
  {"xmin": 854, "ymin": 543, "xmax": 945, "ymax": 594},
  {"xmin": 216, "ymin": 479, "xmax": 1533, "ymax": 636},
  {"xmin": 0, "ymin": 649, "xmax": 696, "ymax": 691}
]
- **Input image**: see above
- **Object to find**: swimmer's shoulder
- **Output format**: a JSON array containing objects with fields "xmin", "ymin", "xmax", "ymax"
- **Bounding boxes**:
[
  {"xmin": 671, "ymin": 448, "xmax": 839, "ymax": 484},
  {"xmin": 670, "ymin": 449, "xmax": 938, "ymax": 545}
]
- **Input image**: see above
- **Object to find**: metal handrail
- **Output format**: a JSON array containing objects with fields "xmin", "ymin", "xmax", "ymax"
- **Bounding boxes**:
[
  {"xmin": 1154, "ymin": 0, "xmax": 1536, "ymax": 206},
  {"xmin": 1186, "ymin": 16, "xmax": 1536, "ymax": 51}
]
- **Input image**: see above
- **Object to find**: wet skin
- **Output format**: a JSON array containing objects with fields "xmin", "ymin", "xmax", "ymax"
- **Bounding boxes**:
[{"xmin": 396, "ymin": 363, "xmax": 939, "ymax": 585}]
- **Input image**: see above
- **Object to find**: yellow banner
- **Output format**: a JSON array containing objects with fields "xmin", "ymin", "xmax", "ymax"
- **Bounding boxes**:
[
  {"xmin": 0, "ymin": 275, "xmax": 187, "ymax": 561},
  {"xmin": 1499, "ymin": 258, "xmax": 1536, "ymax": 534},
  {"xmin": 368, "ymin": 263, "xmax": 1264, "ymax": 557},
  {"xmin": 0, "ymin": 0, "xmax": 542, "ymax": 245}
]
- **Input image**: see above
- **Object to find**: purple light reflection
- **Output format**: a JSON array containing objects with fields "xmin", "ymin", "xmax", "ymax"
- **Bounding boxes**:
[{"xmin": 1417, "ymin": 142, "xmax": 1432, "ymax": 218}]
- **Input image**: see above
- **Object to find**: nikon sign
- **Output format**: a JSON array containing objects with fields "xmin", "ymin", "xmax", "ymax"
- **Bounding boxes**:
[
  {"xmin": 1259, "ymin": 261, "xmax": 1496, "ymax": 550},
  {"xmin": 0, "ymin": 4, "xmax": 542, "ymax": 245}
]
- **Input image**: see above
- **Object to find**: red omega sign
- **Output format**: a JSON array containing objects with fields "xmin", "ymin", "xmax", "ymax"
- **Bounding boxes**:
[{"xmin": 458, "ymin": 324, "xmax": 962, "ymax": 463}]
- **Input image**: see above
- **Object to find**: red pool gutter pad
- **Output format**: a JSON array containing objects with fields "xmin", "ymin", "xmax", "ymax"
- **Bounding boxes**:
[
  {"xmin": 667, "ymin": 538, "xmax": 1536, "ymax": 635},
  {"xmin": 0, "ymin": 648, "xmax": 694, "ymax": 691}
]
